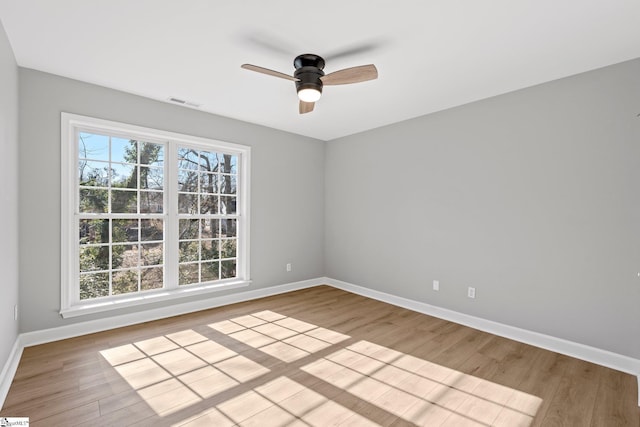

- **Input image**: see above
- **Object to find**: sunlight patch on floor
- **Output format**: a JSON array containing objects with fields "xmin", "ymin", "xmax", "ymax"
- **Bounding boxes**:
[
  {"xmin": 300, "ymin": 340, "xmax": 542, "ymax": 426},
  {"xmin": 100, "ymin": 310, "xmax": 542, "ymax": 426},
  {"xmin": 208, "ymin": 310, "xmax": 350, "ymax": 361},
  {"xmin": 100, "ymin": 322, "xmax": 270, "ymax": 416}
]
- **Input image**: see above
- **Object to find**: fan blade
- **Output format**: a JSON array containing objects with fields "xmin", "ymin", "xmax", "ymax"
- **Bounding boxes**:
[
  {"xmin": 324, "ymin": 41, "xmax": 383, "ymax": 61},
  {"xmin": 299, "ymin": 101, "xmax": 315, "ymax": 114},
  {"xmin": 321, "ymin": 64, "xmax": 378, "ymax": 85},
  {"xmin": 241, "ymin": 64, "xmax": 299, "ymax": 81},
  {"xmin": 238, "ymin": 32, "xmax": 295, "ymax": 56}
]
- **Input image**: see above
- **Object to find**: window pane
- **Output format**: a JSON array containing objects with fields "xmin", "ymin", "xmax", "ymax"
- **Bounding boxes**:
[
  {"xmin": 220, "ymin": 219, "xmax": 236, "ymax": 238},
  {"xmin": 140, "ymin": 191, "xmax": 163, "ymax": 213},
  {"xmin": 79, "ymin": 246, "xmax": 109, "ymax": 272},
  {"xmin": 79, "ymin": 219, "xmax": 109, "ymax": 244},
  {"xmin": 178, "ymin": 170, "xmax": 198, "ymax": 192},
  {"xmin": 220, "ymin": 196, "xmax": 236, "ymax": 214},
  {"xmin": 199, "ymin": 151, "xmax": 219, "ymax": 172},
  {"xmin": 220, "ymin": 175, "xmax": 236, "ymax": 195},
  {"xmin": 79, "ymin": 160, "xmax": 109, "ymax": 186},
  {"xmin": 79, "ymin": 132, "xmax": 109, "ymax": 161},
  {"xmin": 200, "ymin": 173, "xmax": 218, "ymax": 194},
  {"xmin": 178, "ymin": 193, "xmax": 197, "ymax": 214},
  {"xmin": 113, "ymin": 270, "xmax": 138, "ymax": 295},
  {"xmin": 179, "ymin": 219, "xmax": 199, "ymax": 240},
  {"xmin": 112, "ymin": 244, "xmax": 139, "ymax": 270},
  {"xmin": 221, "ymin": 260, "xmax": 236, "ymax": 279},
  {"xmin": 111, "ymin": 163, "xmax": 136, "ymax": 188},
  {"xmin": 200, "ymin": 195, "xmax": 218, "ymax": 214},
  {"xmin": 112, "ymin": 219, "xmax": 138, "ymax": 243},
  {"xmin": 220, "ymin": 154, "xmax": 237, "ymax": 174},
  {"xmin": 111, "ymin": 189, "xmax": 137, "ymax": 213},
  {"xmin": 79, "ymin": 188, "xmax": 108, "ymax": 213},
  {"xmin": 140, "ymin": 166, "xmax": 163, "ymax": 190},
  {"xmin": 200, "ymin": 240, "xmax": 218, "ymax": 262},
  {"xmin": 141, "ymin": 243, "xmax": 163, "ymax": 266},
  {"xmin": 141, "ymin": 267, "xmax": 163, "ymax": 290},
  {"xmin": 140, "ymin": 142, "xmax": 164, "ymax": 166},
  {"xmin": 141, "ymin": 219, "xmax": 163, "ymax": 241},
  {"xmin": 80, "ymin": 272, "xmax": 109, "ymax": 300},
  {"xmin": 221, "ymin": 239, "xmax": 236, "ymax": 259},
  {"xmin": 201, "ymin": 219, "xmax": 219, "ymax": 239},
  {"xmin": 179, "ymin": 241, "xmax": 198, "ymax": 262},
  {"xmin": 178, "ymin": 148, "xmax": 199, "ymax": 170},
  {"xmin": 201, "ymin": 261, "xmax": 219, "ymax": 282},
  {"xmin": 112, "ymin": 138, "xmax": 137, "ymax": 164},
  {"xmin": 179, "ymin": 263, "xmax": 198, "ymax": 286}
]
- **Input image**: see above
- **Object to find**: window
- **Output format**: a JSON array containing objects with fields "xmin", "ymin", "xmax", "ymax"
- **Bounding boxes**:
[{"xmin": 61, "ymin": 113, "xmax": 250, "ymax": 317}]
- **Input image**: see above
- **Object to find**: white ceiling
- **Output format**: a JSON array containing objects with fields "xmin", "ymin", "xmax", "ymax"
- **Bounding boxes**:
[{"xmin": 1, "ymin": 1, "xmax": 639, "ymax": 141}]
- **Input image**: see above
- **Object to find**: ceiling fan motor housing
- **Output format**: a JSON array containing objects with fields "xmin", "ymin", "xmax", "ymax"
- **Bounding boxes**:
[{"xmin": 294, "ymin": 54, "xmax": 325, "ymax": 96}]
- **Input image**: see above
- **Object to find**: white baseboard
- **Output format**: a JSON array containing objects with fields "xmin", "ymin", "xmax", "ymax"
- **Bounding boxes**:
[
  {"xmin": 1, "ymin": 278, "xmax": 322, "ymax": 410},
  {"xmin": 0, "ymin": 335, "xmax": 23, "ymax": 411},
  {"xmin": 324, "ymin": 277, "xmax": 640, "ymax": 406},
  {"xmin": 3, "ymin": 277, "xmax": 639, "ymax": 409},
  {"xmin": 20, "ymin": 278, "xmax": 323, "ymax": 348}
]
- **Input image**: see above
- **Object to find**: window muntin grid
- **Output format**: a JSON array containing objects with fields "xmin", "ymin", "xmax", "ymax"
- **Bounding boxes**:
[
  {"xmin": 77, "ymin": 132, "xmax": 165, "ymax": 300},
  {"xmin": 177, "ymin": 148, "xmax": 238, "ymax": 286}
]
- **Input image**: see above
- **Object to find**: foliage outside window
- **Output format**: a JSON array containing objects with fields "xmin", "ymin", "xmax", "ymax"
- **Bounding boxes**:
[{"xmin": 62, "ymin": 113, "xmax": 250, "ymax": 317}]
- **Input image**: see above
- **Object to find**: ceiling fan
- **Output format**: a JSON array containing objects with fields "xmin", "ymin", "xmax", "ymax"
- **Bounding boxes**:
[{"xmin": 241, "ymin": 54, "xmax": 378, "ymax": 114}]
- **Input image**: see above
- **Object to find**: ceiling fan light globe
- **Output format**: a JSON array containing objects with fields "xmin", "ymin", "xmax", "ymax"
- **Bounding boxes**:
[{"xmin": 298, "ymin": 88, "xmax": 321, "ymax": 103}]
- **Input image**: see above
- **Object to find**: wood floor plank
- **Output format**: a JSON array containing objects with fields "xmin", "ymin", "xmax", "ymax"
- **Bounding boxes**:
[
  {"xmin": 590, "ymin": 368, "xmax": 639, "ymax": 427},
  {"xmin": 1, "ymin": 285, "xmax": 638, "ymax": 426},
  {"xmin": 533, "ymin": 357, "xmax": 603, "ymax": 426},
  {"xmin": 30, "ymin": 401, "xmax": 101, "ymax": 427}
]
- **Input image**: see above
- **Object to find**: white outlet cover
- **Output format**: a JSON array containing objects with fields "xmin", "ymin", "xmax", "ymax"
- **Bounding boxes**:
[{"xmin": 433, "ymin": 280, "xmax": 439, "ymax": 291}]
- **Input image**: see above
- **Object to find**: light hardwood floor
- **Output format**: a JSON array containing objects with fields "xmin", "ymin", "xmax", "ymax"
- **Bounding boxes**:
[{"xmin": 1, "ymin": 286, "xmax": 638, "ymax": 426}]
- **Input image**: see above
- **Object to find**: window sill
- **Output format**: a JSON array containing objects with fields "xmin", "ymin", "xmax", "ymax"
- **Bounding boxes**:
[{"xmin": 60, "ymin": 280, "xmax": 251, "ymax": 318}]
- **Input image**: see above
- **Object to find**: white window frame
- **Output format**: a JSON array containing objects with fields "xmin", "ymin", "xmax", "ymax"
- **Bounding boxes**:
[{"xmin": 61, "ymin": 113, "xmax": 251, "ymax": 318}]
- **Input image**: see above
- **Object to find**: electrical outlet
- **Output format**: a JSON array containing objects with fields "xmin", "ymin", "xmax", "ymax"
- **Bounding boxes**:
[
  {"xmin": 14, "ymin": 305, "xmax": 18, "ymax": 321},
  {"xmin": 467, "ymin": 287, "xmax": 476, "ymax": 299},
  {"xmin": 433, "ymin": 280, "xmax": 439, "ymax": 291},
  {"xmin": 286, "ymin": 263, "xmax": 292, "ymax": 272}
]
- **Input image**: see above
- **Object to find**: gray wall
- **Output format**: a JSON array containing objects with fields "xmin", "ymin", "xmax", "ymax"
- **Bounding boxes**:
[
  {"xmin": 0, "ymin": 21, "xmax": 19, "ymax": 368},
  {"xmin": 14, "ymin": 55, "xmax": 640, "ymax": 361},
  {"xmin": 325, "ymin": 58, "xmax": 640, "ymax": 359},
  {"xmin": 18, "ymin": 69, "xmax": 325, "ymax": 333}
]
